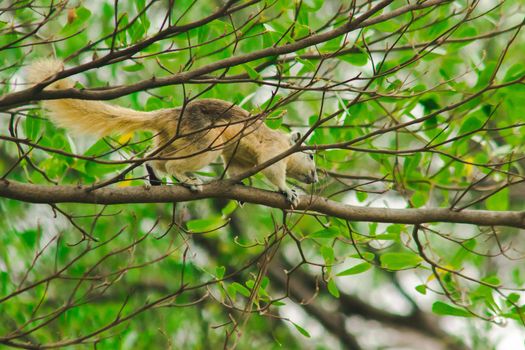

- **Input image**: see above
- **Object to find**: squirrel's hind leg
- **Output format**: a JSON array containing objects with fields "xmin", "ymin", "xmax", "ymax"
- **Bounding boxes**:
[
  {"xmin": 169, "ymin": 169, "xmax": 203, "ymax": 193},
  {"xmin": 164, "ymin": 148, "xmax": 221, "ymax": 192},
  {"xmin": 165, "ymin": 162, "xmax": 204, "ymax": 193}
]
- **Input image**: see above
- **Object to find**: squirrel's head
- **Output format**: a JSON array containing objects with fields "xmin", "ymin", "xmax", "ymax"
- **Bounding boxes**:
[{"xmin": 287, "ymin": 131, "xmax": 318, "ymax": 184}]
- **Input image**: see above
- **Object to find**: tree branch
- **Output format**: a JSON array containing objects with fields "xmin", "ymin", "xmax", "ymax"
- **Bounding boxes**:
[
  {"xmin": 1, "ymin": 180, "xmax": 524, "ymax": 228},
  {"xmin": 0, "ymin": 0, "xmax": 454, "ymax": 110}
]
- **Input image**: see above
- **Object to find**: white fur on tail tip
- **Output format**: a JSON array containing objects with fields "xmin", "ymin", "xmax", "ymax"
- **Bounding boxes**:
[
  {"xmin": 26, "ymin": 58, "xmax": 73, "ymax": 89},
  {"xmin": 26, "ymin": 58, "xmax": 161, "ymax": 137}
]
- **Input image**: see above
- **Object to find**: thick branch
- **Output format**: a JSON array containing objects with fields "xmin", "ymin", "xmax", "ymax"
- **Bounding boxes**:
[{"xmin": 1, "ymin": 180, "xmax": 524, "ymax": 228}]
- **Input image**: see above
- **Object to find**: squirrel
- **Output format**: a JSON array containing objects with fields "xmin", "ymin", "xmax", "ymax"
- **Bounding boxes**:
[{"xmin": 26, "ymin": 59, "xmax": 318, "ymax": 207}]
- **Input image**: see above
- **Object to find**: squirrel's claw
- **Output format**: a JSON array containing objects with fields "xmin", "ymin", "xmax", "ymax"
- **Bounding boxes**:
[
  {"xmin": 282, "ymin": 188, "xmax": 299, "ymax": 208},
  {"xmin": 189, "ymin": 184, "xmax": 203, "ymax": 192},
  {"xmin": 181, "ymin": 177, "xmax": 203, "ymax": 193}
]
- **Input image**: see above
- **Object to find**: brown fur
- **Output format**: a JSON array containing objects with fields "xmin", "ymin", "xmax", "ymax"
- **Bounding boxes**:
[{"xmin": 27, "ymin": 59, "xmax": 317, "ymax": 205}]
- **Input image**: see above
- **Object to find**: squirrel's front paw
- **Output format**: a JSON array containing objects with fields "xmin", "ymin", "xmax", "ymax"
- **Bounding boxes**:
[
  {"xmin": 181, "ymin": 177, "xmax": 203, "ymax": 193},
  {"xmin": 282, "ymin": 188, "xmax": 299, "ymax": 208},
  {"xmin": 189, "ymin": 184, "xmax": 203, "ymax": 192}
]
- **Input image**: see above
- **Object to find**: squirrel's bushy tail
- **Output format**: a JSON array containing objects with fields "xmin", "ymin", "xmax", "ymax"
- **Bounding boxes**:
[{"xmin": 27, "ymin": 59, "xmax": 164, "ymax": 136}]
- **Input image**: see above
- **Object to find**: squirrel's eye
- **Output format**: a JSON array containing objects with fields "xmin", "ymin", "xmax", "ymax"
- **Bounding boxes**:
[{"xmin": 309, "ymin": 154, "xmax": 314, "ymax": 160}]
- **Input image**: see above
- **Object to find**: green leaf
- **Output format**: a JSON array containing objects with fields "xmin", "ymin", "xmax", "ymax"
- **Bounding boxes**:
[
  {"xmin": 24, "ymin": 115, "xmax": 41, "ymax": 140},
  {"xmin": 18, "ymin": 229, "xmax": 38, "ymax": 248},
  {"xmin": 387, "ymin": 224, "xmax": 403, "ymax": 234},
  {"xmin": 294, "ymin": 23, "xmax": 310, "ymax": 39},
  {"xmin": 506, "ymin": 293, "xmax": 520, "ymax": 306},
  {"xmin": 486, "ymin": 188, "xmax": 509, "ymax": 211},
  {"xmin": 215, "ymin": 266, "xmax": 225, "ymax": 279},
  {"xmin": 368, "ymin": 222, "xmax": 377, "ymax": 236},
  {"xmin": 52, "ymin": 133, "xmax": 70, "ymax": 151},
  {"xmin": 303, "ymin": 0, "xmax": 323, "ymax": 10},
  {"xmin": 0, "ymin": 271, "xmax": 11, "ymax": 295},
  {"xmin": 296, "ymin": 57, "xmax": 316, "ymax": 73},
  {"xmin": 373, "ymin": 19, "xmax": 398, "ymax": 33},
  {"xmin": 338, "ymin": 51, "xmax": 368, "ymax": 66},
  {"xmin": 265, "ymin": 110, "xmax": 284, "ymax": 129},
  {"xmin": 84, "ymin": 139, "xmax": 112, "ymax": 156},
  {"xmin": 349, "ymin": 252, "xmax": 375, "ymax": 261},
  {"xmin": 292, "ymin": 322, "xmax": 311, "ymax": 338},
  {"xmin": 451, "ymin": 238, "xmax": 476, "ymax": 267},
  {"xmin": 476, "ymin": 62, "xmax": 496, "ymax": 88},
  {"xmin": 135, "ymin": 0, "xmax": 150, "ymax": 31},
  {"xmin": 503, "ymin": 63, "xmax": 525, "ymax": 83},
  {"xmin": 122, "ymin": 63, "xmax": 144, "ymax": 72},
  {"xmin": 76, "ymin": 6, "xmax": 91, "ymax": 22},
  {"xmin": 481, "ymin": 104, "xmax": 492, "ymax": 116},
  {"xmin": 197, "ymin": 24, "xmax": 210, "ymax": 43},
  {"xmin": 481, "ymin": 275, "xmax": 501, "ymax": 287},
  {"xmin": 459, "ymin": 115, "xmax": 483, "ymax": 134},
  {"xmin": 272, "ymin": 300, "xmax": 286, "ymax": 307},
  {"xmin": 327, "ymin": 279, "xmax": 340, "ymax": 298},
  {"xmin": 415, "ymin": 284, "xmax": 427, "ymax": 295},
  {"xmin": 403, "ymin": 152, "xmax": 421, "ymax": 176},
  {"xmin": 231, "ymin": 282, "xmax": 251, "ymax": 297},
  {"xmin": 420, "ymin": 98, "xmax": 440, "ymax": 113},
  {"xmin": 129, "ymin": 23, "xmax": 145, "ymax": 42},
  {"xmin": 457, "ymin": 26, "xmax": 477, "ymax": 38},
  {"xmin": 372, "ymin": 233, "xmax": 400, "ymax": 241},
  {"xmin": 356, "ymin": 191, "xmax": 368, "ymax": 202},
  {"xmin": 261, "ymin": 276, "xmax": 269, "ymax": 289},
  {"xmin": 337, "ymin": 262, "xmax": 372, "ymax": 276},
  {"xmin": 186, "ymin": 217, "xmax": 227, "ymax": 232},
  {"xmin": 221, "ymin": 201, "xmax": 238, "ymax": 216},
  {"xmin": 411, "ymin": 191, "xmax": 428, "ymax": 208},
  {"xmin": 242, "ymin": 64, "xmax": 260, "ymax": 80},
  {"xmin": 321, "ymin": 246, "xmax": 335, "ymax": 265},
  {"xmin": 432, "ymin": 301, "xmax": 472, "ymax": 317},
  {"xmin": 227, "ymin": 284, "xmax": 237, "ymax": 300},
  {"xmin": 145, "ymin": 96, "xmax": 163, "ymax": 111},
  {"xmin": 308, "ymin": 227, "xmax": 340, "ymax": 239},
  {"xmin": 380, "ymin": 252, "xmax": 422, "ymax": 270}
]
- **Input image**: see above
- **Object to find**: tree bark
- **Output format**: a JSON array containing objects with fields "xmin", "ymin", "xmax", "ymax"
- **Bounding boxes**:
[{"xmin": 1, "ymin": 179, "xmax": 524, "ymax": 228}]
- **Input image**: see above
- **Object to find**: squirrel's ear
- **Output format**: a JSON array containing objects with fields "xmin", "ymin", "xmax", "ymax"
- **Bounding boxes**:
[{"xmin": 291, "ymin": 131, "xmax": 302, "ymax": 143}]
